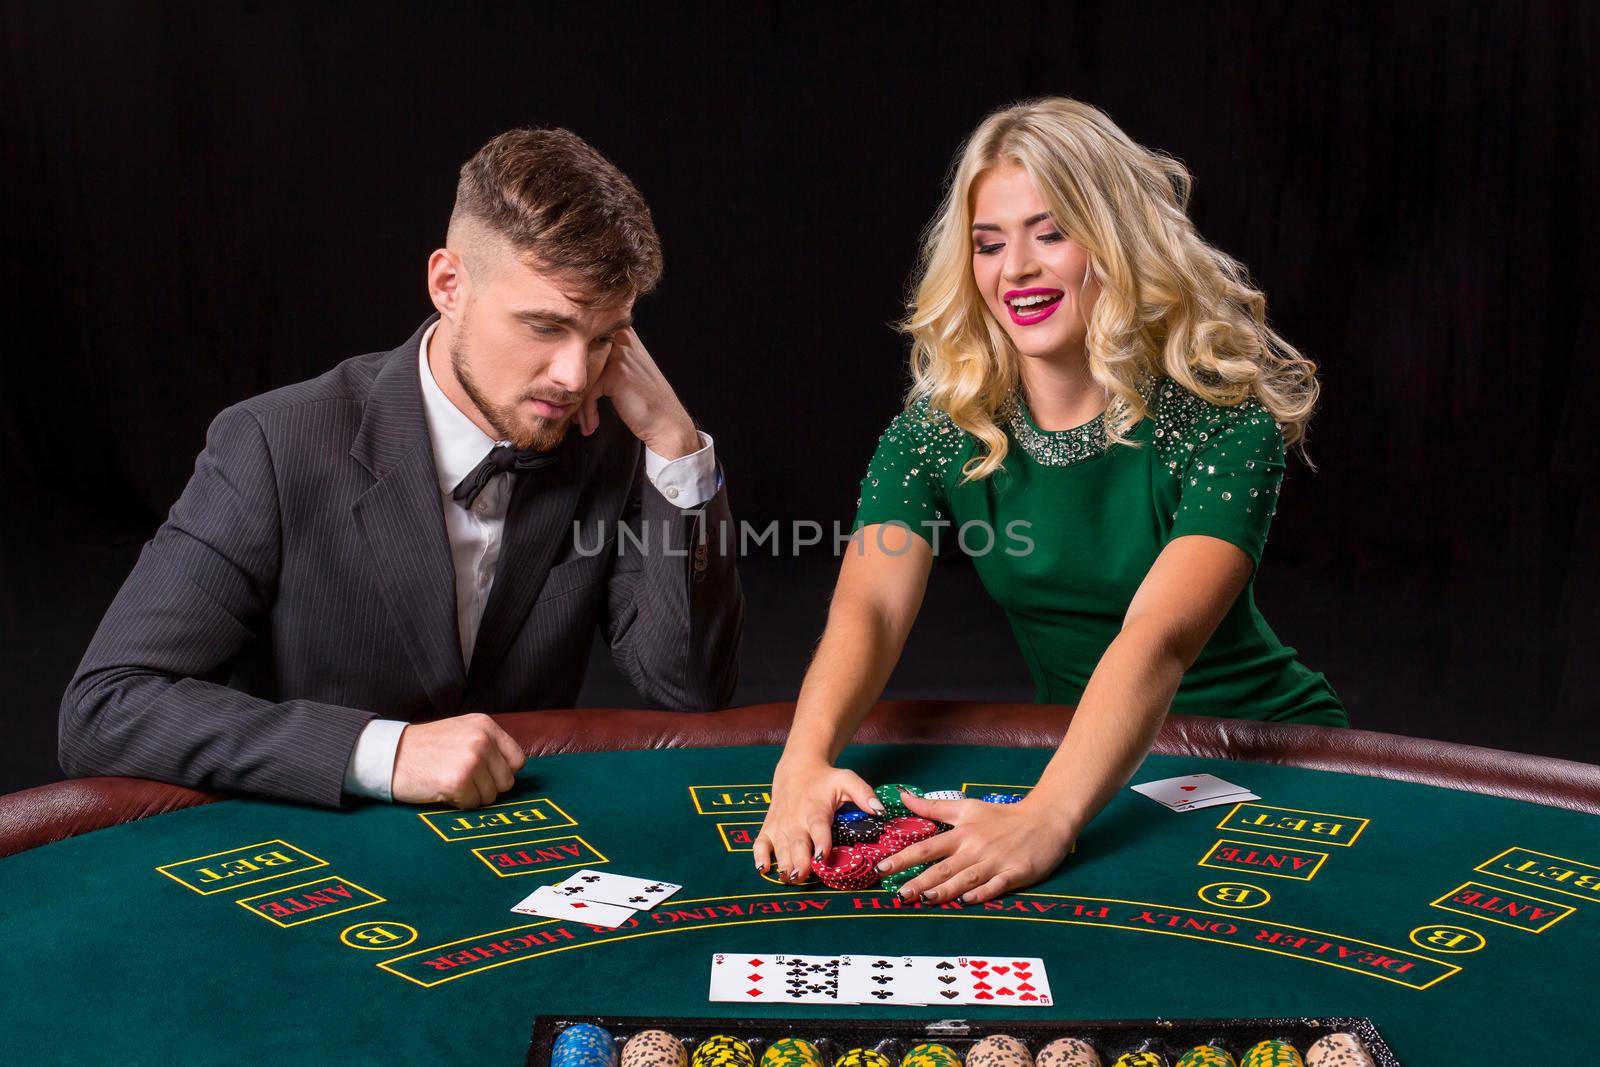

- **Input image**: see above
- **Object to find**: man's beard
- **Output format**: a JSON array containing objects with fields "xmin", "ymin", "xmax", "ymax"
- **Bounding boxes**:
[{"xmin": 450, "ymin": 325, "xmax": 575, "ymax": 452}]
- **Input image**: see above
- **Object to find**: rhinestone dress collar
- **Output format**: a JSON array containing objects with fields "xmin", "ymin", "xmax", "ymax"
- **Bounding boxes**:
[{"xmin": 1005, "ymin": 394, "xmax": 1109, "ymax": 467}]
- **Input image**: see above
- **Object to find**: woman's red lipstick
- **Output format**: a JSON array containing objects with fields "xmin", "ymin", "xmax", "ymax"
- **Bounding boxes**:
[{"xmin": 1004, "ymin": 287, "xmax": 1065, "ymax": 326}]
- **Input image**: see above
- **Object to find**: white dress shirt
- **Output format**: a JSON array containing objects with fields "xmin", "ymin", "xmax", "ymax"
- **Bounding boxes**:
[{"xmin": 342, "ymin": 320, "xmax": 719, "ymax": 799}]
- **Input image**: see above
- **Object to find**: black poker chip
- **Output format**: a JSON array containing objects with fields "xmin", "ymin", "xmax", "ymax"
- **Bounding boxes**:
[{"xmin": 831, "ymin": 815, "xmax": 885, "ymax": 845}]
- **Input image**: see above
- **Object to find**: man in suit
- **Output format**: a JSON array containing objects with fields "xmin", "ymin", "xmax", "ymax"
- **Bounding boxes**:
[{"xmin": 59, "ymin": 127, "xmax": 743, "ymax": 811}]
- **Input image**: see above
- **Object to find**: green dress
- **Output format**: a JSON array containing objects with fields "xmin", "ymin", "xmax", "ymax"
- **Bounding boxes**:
[{"xmin": 853, "ymin": 378, "xmax": 1347, "ymax": 725}]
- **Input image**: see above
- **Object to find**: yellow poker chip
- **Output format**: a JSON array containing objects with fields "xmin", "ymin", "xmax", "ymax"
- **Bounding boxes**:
[
  {"xmin": 693, "ymin": 1036, "xmax": 755, "ymax": 1067},
  {"xmin": 1175, "ymin": 1047, "xmax": 1237, "ymax": 1067},
  {"xmin": 1111, "ymin": 1054, "xmax": 1167, "ymax": 1067},
  {"xmin": 762, "ymin": 1039, "xmax": 824, "ymax": 1067},
  {"xmin": 902, "ymin": 1043, "xmax": 964, "ymax": 1067},
  {"xmin": 835, "ymin": 1051, "xmax": 893, "ymax": 1067},
  {"xmin": 1240, "ymin": 1042, "xmax": 1303, "ymax": 1067}
]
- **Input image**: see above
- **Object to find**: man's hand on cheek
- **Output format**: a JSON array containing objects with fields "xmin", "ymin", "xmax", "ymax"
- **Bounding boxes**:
[{"xmin": 576, "ymin": 328, "xmax": 699, "ymax": 457}]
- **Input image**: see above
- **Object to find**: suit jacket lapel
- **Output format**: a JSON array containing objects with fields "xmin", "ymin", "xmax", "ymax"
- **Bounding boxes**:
[
  {"xmin": 349, "ymin": 317, "xmax": 468, "ymax": 714},
  {"xmin": 464, "ymin": 433, "xmax": 583, "ymax": 702}
]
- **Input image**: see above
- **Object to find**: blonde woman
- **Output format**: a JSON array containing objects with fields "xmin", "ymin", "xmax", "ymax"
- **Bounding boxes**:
[{"xmin": 753, "ymin": 97, "xmax": 1346, "ymax": 904}]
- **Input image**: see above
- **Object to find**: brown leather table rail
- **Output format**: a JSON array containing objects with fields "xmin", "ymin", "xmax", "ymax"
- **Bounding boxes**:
[{"xmin": 4, "ymin": 699, "xmax": 1597, "ymax": 859}]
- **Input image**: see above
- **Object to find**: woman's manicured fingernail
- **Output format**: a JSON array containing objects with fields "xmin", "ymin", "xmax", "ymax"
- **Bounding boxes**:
[
  {"xmin": 899, "ymin": 887, "xmax": 915, "ymax": 899},
  {"xmin": 876, "ymin": 861, "xmax": 891, "ymax": 873},
  {"xmin": 870, "ymin": 801, "xmax": 886, "ymax": 814},
  {"xmin": 959, "ymin": 894, "xmax": 970, "ymax": 904},
  {"xmin": 920, "ymin": 891, "xmax": 935, "ymax": 902}
]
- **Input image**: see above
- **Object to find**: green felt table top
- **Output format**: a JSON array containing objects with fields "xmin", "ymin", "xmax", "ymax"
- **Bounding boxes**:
[{"xmin": 3, "ymin": 744, "xmax": 1597, "ymax": 1063}]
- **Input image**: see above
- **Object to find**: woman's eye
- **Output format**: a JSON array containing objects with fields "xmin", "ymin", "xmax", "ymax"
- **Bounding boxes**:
[
  {"xmin": 975, "ymin": 242, "xmax": 1003, "ymax": 256},
  {"xmin": 1039, "ymin": 231, "xmax": 1065, "ymax": 243}
]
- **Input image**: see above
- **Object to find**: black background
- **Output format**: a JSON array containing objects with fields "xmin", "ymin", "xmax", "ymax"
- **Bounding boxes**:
[{"xmin": 2, "ymin": 3, "xmax": 1596, "ymax": 796}]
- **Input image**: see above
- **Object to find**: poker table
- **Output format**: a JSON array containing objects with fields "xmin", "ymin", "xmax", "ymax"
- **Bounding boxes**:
[{"xmin": 4, "ymin": 700, "xmax": 1598, "ymax": 1064}]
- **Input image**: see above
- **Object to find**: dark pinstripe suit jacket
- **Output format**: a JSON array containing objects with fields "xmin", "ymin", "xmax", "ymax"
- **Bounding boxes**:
[{"xmin": 60, "ymin": 318, "xmax": 744, "ymax": 807}]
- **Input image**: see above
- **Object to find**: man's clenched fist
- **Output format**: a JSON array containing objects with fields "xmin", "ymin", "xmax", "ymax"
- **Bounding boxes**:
[{"xmin": 390, "ymin": 713, "xmax": 527, "ymax": 808}]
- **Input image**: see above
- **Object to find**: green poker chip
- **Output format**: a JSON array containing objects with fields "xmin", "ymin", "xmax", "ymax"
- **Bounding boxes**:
[
  {"xmin": 874, "ymin": 782, "xmax": 924, "ymax": 817},
  {"xmin": 879, "ymin": 862, "xmax": 929, "ymax": 893},
  {"xmin": 901, "ymin": 1043, "xmax": 962, "ymax": 1067},
  {"xmin": 834, "ymin": 1052, "xmax": 892, "ymax": 1067},
  {"xmin": 761, "ymin": 1039, "xmax": 823, "ymax": 1067},
  {"xmin": 1240, "ymin": 1041, "xmax": 1301, "ymax": 1067}
]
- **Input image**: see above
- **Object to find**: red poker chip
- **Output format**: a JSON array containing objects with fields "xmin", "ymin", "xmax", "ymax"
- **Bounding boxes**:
[
  {"xmin": 831, "ymin": 877, "xmax": 881, "ymax": 891},
  {"xmin": 882, "ymin": 816, "xmax": 939, "ymax": 841},
  {"xmin": 813, "ymin": 844, "xmax": 886, "ymax": 890},
  {"xmin": 875, "ymin": 832, "xmax": 910, "ymax": 856}
]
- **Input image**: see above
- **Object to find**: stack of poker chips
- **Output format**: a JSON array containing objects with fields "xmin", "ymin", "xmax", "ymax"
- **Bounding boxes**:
[
  {"xmin": 622, "ymin": 1031, "xmax": 688, "ymax": 1067},
  {"xmin": 877, "ymin": 816, "xmax": 940, "ymax": 852},
  {"xmin": 834, "ymin": 1051, "xmax": 893, "ymax": 1067},
  {"xmin": 553, "ymin": 1024, "xmax": 619, "ymax": 1067},
  {"xmin": 692, "ymin": 1036, "xmax": 756, "ymax": 1067},
  {"xmin": 815, "ymin": 785, "xmax": 1027, "ymax": 891},
  {"xmin": 1303, "ymin": 1035, "xmax": 1373, "ymax": 1066},
  {"xmin": 832, "ymin": 806, "xmax": 886, "ymax": 847},
  {"xmin": 811, "ymin": 842, "xmax": 886, "ymax": 890},
  {"xmin": 1037, "ymin": 1037, "xmax": 1100, "ymax": 1067},
  {"xmin": 761, "ymin": 1038, "xmax": 825, "ymax": 1067},
  {"xmin": 819, "ymin": 790, "xmax": 941, "ymax": 891},
  {"xmin": 1110, "ymin": 1054, "xmax": 1166, "ymax": 1067},
  {"xmin": 901, "ymin": 1043, "xmax": 962, "ymax": 1067},
  {"xmin": 1239, "ymin": 1042, "xmax": 1302, "ymax": 1067},
  {"xmin": 1175, "ymin": 1046, "xmax": 1236, "ymax": 1067},
  {"xmin": 876, "ymin": 816, "xmax": 940, "ymax": 893},
  {"xmin": 966, "ymin": 1035, "xmax": 1033, "ymax": 1067},
  {"xmin": 874, "ymin": 783, "xmax": 925, "ymax": 817}
]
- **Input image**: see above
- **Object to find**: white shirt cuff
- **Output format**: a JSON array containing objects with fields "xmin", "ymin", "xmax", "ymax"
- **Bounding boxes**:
[
  {"xmin": 644, "ymin": 431, "xmax": 720, "ymax": 509},
  {"xmin": 342, "ymin": 718, "xmax": 408, "ymax": 801}
]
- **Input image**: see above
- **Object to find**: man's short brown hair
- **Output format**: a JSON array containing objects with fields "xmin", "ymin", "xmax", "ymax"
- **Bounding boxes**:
[{"xmin": 452, "ymin": 127, "xmax": 662, "ymax": 302}]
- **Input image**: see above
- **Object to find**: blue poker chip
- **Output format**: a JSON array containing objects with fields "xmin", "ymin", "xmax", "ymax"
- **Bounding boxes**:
[
  {"xmin": 980, "ymin": 792, "xmax": 1022, "ymax": 804},
  {"xmin": 835, "ymin": 806, "xmax": 870, "ymax": 823},
  {"xmin": 553, "ymin": 1024, "xmax": 617, "ymax": 1067}
]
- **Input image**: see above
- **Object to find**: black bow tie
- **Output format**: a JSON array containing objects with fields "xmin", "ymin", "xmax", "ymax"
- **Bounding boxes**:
[{"xmin": 451, "ymin": 445, "xmax": 559, "ymax": 508}]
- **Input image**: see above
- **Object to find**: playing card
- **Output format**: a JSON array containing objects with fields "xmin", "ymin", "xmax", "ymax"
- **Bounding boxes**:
[
  {"xmin": 709, "ymin": 953, "xmax": 842, "ymax": 1003},
  {"xmin": 1131, "ymin": 773, "xmax": 1255, "ymax": 810},
  {"xmin": 550, "ymin": 869, "xmax": 681, "ymax": 909},
  {"xmin": 511, "ymin": 885, "xmax": 635, "ymax": 928},
  {"xmin": 1169, "ymin": 790, "xmax": 1259, "ymax": 812},
  {"xmin": 837, "ymin": 955, "xmax": 925, "ymax": 1005},
  {"xmin": 709, "ymin": 952, "xmax": 778, "ymax": 1003},
  {"xmin": 773, "ymin": 953, "xmax": 843, "ymax": 1003},
  {"xmin": 951, "ymin": 955, "xmax": 1053, "ymax": 1006},
  {"xmin": 912, "ymin": 956, "xmax": 968, "ymax": 1005}
]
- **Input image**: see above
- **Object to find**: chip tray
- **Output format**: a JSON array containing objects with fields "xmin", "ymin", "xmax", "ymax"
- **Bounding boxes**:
[{"xmin": 527, "ymin": 1015, "xmax": 1400, "ymax": 1066}]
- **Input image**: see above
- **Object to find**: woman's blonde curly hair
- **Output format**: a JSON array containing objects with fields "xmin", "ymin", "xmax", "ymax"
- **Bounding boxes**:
[{"xmin": 902, "ymin": 97, "xmax": 1321, "ymax": 481}]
